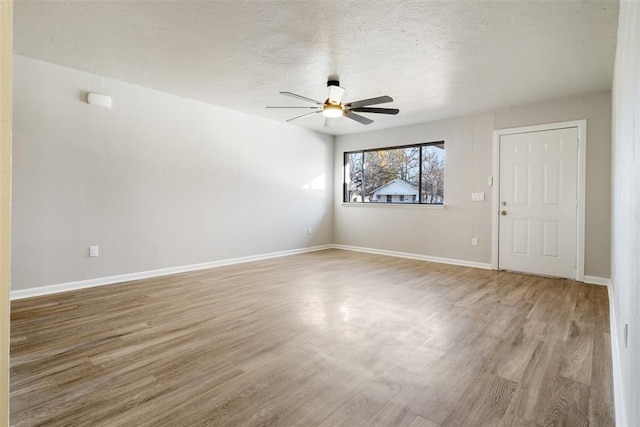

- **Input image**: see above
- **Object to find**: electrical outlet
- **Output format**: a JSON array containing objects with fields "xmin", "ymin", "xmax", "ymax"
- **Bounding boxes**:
[
  {"xmin": 471, "ymin": 237, "xmax": 479, "ymax": 246},
  {"xmin": 307, "ymin": 227, "xmax": 312, "ymax": 235},
  {"xmin": 89, "ymin": 245, "xmax": 99, "ymax": 257}
]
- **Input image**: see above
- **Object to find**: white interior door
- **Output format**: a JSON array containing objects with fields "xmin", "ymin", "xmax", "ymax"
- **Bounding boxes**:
[{"xmin": 498, "ymin": 127, "xmax": 578, "ymax": 279}]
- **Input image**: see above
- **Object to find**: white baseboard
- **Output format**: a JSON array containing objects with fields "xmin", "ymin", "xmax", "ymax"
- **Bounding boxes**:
[
  {"xmin": 607, "ymin": 281, "xmax": 626, "ymax": 427},
  {"xmin": 9, "ymin": 244, "xmax": 606, "ymax": 301},
  {"xmin": 332, "ymin": 244, "xmax": 493, "ymax": 270},
  {"xmin": 10, "ymin": 245, "xmax": 333, "ymax": 300},
  {"xmin": 583, "ymin": 275, "xmax": 611, "ymax": 287},
  {"xmin": 11, "ymin": 244, "xmax": 493, "ymax": 300}
]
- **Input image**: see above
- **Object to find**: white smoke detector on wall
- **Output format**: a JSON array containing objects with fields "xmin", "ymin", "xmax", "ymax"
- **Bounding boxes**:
[{"xmin": 86, "ymin": 92, "xmax": 112, "ymax": 109}]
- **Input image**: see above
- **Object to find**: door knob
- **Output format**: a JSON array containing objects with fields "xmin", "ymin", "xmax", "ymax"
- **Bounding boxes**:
[{"xmin": 501, "ymin": 210, "xmax": 507, "ymax": 216}]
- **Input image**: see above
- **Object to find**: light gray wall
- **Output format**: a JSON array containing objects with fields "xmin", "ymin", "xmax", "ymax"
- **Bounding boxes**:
[
  {"xmin": 12, "ymin": 56, "xmax": 334, "ymax": 290},
  {"xmin": 0, "ymin": 0, "xmax": 11, "ymax": 421},
  {"xmin": 495, "ymin": 91, "xmax": 612, "ymax": 278},
  {"xmin": 13, "ymin": 54, "xmax": 613, "ymax": 293},
  {"xmin": 334, "ymin": 91, "xmax": 611, "ymax": 278},
  {"xmin": 611, "ymin": 1, "xmax": 640, "ymax": 425},
  {"xmin": 334, "ymin": 114, "xmax": 495, "ymax": 265}
]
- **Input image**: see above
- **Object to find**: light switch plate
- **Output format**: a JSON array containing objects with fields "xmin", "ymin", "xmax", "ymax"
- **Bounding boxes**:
[
  {"xmin": 89, "ymin": 245, "xmax": 99, "ymax": 257},
  {"xmin": 472, "ymin": 192, "xmax": 485, "ymax": 202}
]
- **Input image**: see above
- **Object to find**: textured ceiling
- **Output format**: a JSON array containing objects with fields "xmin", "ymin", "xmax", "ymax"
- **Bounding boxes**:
[{"xmin": 14, "ymin": 0, "xmax": 619, "ymax": 136}]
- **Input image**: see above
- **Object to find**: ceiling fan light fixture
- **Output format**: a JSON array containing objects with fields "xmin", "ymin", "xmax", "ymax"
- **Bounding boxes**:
[{"xmin": 322, "ymin": 103, "xmax": 344, "ymax": 118}]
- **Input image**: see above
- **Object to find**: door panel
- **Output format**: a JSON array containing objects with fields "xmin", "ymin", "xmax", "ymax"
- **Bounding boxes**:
[
  {"xmin": 513, "ymin": 163, "xmax": 530, "ymax": 205},
  {"xmin": 512, "ymin": 219, "xmax": 529, "ymax": 255},
  {"xmin": 543, "ymin": 161, "xmax": 560, "ymax": 206},
  {"xmin": 542, "ymin": 220, "xmax": 560, "ymax": 257},
  {"xmin": 499, "ymin": 127, "xmax": 578, "ymax": 279}
]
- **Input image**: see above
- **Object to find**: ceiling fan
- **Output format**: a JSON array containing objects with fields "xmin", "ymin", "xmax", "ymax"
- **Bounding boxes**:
[{"xmin": 266, "ymin": 80, "xmax": 399, "ymax": 126}]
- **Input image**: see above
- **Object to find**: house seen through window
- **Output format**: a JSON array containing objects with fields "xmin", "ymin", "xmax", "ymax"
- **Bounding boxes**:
[{"xmin": 344, "ymin": 142, "xmax": 445, "ymax": 204}]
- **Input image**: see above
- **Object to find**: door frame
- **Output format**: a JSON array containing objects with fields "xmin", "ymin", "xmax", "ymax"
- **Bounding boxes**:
[{"xmin": 491, "ymin": 120, "xmax": 587, "ymax": 281}]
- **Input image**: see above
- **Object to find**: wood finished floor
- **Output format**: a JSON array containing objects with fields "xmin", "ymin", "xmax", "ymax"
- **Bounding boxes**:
[{"xmin": 10, "ymin": 249, "xmax": 614, "ymax": 426}]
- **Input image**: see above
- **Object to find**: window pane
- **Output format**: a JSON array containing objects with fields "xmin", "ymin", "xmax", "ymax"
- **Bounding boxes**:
[
  {"xmin": 344, "ymin": 142, "xmax": 445, "ymax": 205},
  {"xmin": 364, "ymin": 147, "xmax": 420, "ymax": 203},
  {"xmin": 421, "ymin": 144, "xmax": 445, "ymax": 204},
  {"xmin": 345, "ymin": 152, "xmax": 363, "ymax": 202}
]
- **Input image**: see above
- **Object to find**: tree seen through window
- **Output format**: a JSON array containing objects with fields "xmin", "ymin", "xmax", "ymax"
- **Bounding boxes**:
[{"xmin": 344, "ymin": 142, "xmax": 444, "ymax": 204}]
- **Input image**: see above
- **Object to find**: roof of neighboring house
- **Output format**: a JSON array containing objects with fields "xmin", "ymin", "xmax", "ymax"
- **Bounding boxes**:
[{"xmin": 372, "ymin": 179, "xmax": 419, "ymax": 196}]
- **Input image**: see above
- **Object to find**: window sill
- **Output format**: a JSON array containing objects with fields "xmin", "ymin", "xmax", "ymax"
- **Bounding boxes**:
[{"xmin": 340, "ymin": 202, "xmax": 446, "ymax": 209}]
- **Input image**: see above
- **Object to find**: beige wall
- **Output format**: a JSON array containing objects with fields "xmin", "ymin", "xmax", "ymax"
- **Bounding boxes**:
[
  {"xmin": 11, "ymin": 56, "xmax": 613, "ymax": 292},
  {"xmin": 11, "ymin": 56, "xmax": 334, "ymax": 291},
  {"xmin": 611, "ymin": 1, "xmax": 640, "ymax": 425},
  {"xmin": 334, "ymin": 114, "xmax": 495, "ymax": 266},
  {"xmin": 495, "ymin": 91, "xmax": 612, "ymax": 278},
  {"xmin": 0, "ymin": 0, "xmax": 11, "ymax": 423},
  {"xmin": 334, "ymin": 91, "xmax": 611, "ymax": 278}
]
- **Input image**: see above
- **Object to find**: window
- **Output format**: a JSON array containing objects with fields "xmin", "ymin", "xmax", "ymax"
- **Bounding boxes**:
[{"xmin": 344, "ymin": 142, "xmax": 444, "ymax": 204}]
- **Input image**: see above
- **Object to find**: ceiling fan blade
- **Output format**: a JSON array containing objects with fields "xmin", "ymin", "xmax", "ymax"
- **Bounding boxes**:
[
  {"xmin": 346, "ymin": 95, "xmax": 393, "ymax": 109},
  {"xmin": 280, "ymin": 91, "xmax": 322, "ymax": 105},
  {"xmin": 266, "ymin": 106, "xmax": 320, "ymax": 109},
  {"xmin": 350, "ymin": 107, "xmax": 399, "ymax": 115},
  {"xmin": 328, "ymin": 85, "xmax": 345, "ymax": 105},
  {"xmin": 286, "ymin": 111, "xmax": 322, "ymax": 122},
  {"xmin": 345, "ymin": 111, "xmax": 374, "ymax": 125}
]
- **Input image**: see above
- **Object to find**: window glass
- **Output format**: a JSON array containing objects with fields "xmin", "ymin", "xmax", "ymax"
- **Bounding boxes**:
[
  {"xmin": 344, "ymin": 142, "xmax": 444, "ymax": 204},
  {"xmin": 345, "ymin": 152, "xmax": 363, "ymax": 202},
  {"xmin": 421, "ymin": 144, "xmax": 445, "ymax": 204}
]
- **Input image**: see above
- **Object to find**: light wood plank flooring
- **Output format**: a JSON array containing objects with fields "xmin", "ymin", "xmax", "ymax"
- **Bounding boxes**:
[{"xmin": 10, "ymin": 249, "xmax": 614, "ymax": 426}]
